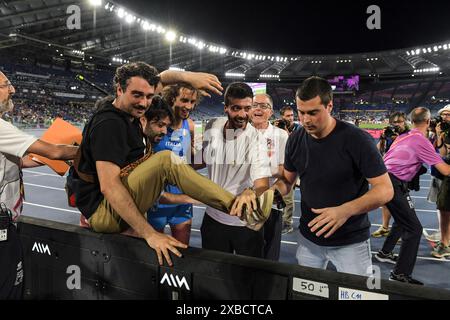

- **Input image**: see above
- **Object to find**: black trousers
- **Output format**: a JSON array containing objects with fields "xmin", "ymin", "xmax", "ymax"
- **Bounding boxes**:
[
  {"xmin": 0, "ymin": 224, "xmax": 24, "ymax": 299},
  {"xmin": 201, "ymin": 213, "xmax": 264, "ymax": 258},
  {"xmin": 381, "ymin": 173, "xmax": 423, "ymax": 276},
  {"xmin": 263, "ymin": 209, "xmax": 282, "ymax": 261}
]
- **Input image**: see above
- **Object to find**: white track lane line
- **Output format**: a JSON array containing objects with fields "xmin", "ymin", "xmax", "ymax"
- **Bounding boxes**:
[
  {"xmin": 24, "ymin": 183, "xmax": 65, "ymax": 191},
  {"xmin": 24, "ymin": 202, "xmax": 80, "ymax": 214},
  {"xmin": 23, "ymin": 170, "xmax": 65, "ymax": 178}
]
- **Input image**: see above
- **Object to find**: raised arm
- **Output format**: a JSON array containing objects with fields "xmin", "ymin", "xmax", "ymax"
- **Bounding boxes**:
[{"xmin": 159, "ymin": 70, "xmax": 223, "ymax": 97}]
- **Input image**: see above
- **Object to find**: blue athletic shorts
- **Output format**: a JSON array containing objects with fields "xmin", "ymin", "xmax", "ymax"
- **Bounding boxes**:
[{"xmin": 147, "ymin": 204, "xmax": 193, "ymax": 230}]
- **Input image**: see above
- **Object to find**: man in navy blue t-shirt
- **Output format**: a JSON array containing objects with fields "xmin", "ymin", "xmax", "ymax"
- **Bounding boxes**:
[{"xmin": 270, "ymin": 76, "xmax": 394, "ymax": 276}]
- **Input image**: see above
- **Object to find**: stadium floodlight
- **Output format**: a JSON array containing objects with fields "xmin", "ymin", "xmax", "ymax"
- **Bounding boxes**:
[
  {"xmin": 117, "ymin": 8, "xmax": 125, "ymax": 18},
  {"xmin": 225, "ymin": 72, "xmax": 245, "ymax": 78},
  {"xmin": 89, "ymin": 0, "xmax": 102, "ymax": 7},
  {"xmin": 169, "ymin": 66, "xmax": 185, "ymax": 71},
  {"xmin": 433, "ymin": 46, "xmax": 438, "ymax": 52},
  {"xmin": 415, "ymin": 49, "xmax": 420, "ymax": 55},
  {"xmin": 165, "ymin": 30, "xmax": 177, "ymax": 42},
  {"xmin": 444, "ymin": 44, "xmax": 448, "ymax": 50},
  {"xmin": 125, "ymin": 14, "xmax": 134, "ymax": 24},
  {"xmin": 142, "ymin": 21, "xmax": 150, "ymax": 31}
]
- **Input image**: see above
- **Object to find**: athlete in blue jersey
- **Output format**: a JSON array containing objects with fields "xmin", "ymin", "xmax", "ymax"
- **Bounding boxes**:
[{"xmin": 147, "ymin": 83, "xmax": 200, "ymax": 244}]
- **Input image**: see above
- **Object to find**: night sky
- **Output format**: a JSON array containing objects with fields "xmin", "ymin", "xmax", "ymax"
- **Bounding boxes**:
[{"xmin": 114, "ymin": 0, "xmax": 450, "ymax": 55}]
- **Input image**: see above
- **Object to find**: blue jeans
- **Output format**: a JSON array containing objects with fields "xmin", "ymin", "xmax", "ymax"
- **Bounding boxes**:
[{"xmin": 296, "ymin": 232, "xmax": 372, "ymax": 276}]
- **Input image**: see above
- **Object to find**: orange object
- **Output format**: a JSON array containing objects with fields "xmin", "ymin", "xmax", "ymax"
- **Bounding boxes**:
[{"xmin": 30, "ymin": 118, "xmax": 82, "ymax": 176}]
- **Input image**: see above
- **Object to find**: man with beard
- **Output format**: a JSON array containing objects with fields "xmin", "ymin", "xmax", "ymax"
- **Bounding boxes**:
[
  {"xmin": 269, "ymin": 76, "xmax": 394, "ymax": 276},
  {"xmin": 372, "ymin": 112, "xmax": 409, "ymax": 239},
  {"xmin": 199, "ymin": 82, "xmax": 272, "ymax": 258},
  {"xmin": 146, "ymin": 83, "xmax": 200, "ymax": 245},
  {"xmin": 74, "ymin": 63, "xmax": 273, "ymax": 267},
  {"xmin": 0, "ymin": 71, "xmax": 78, "ymax": 299}
]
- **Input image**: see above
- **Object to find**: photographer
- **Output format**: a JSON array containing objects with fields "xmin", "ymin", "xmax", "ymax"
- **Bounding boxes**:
[
  {"xmin": 274, "ymin": 106, "xmax": 300, "ymax": 234},
  {"xmin": 377, "ymin": 112, "xmax": 409, "ymax": 156},
  {"xmin": 274, "ymin": 106, "xmax": 300, "ymax": 134},
  {"xmin": 372, "ymin": 112, "xmax": 409, "ymax": 238},
  {"xmin": 429, "ymin": 105, "xmax": 450, "ymax": 257},
  {"xmin": 375, "ymin": 107, "xmax": 450, "ymax": 284}
]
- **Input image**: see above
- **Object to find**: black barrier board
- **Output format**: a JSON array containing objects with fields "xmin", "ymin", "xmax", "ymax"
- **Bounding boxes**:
[{"xmin": 17, "ymin": 216, "xmax": 450, "ymax": 300}]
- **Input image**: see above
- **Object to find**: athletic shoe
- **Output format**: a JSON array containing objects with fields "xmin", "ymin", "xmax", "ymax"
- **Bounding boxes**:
[
  {"xmin": 389, "ymin": 272, "xmax": 423, "ymax": 285},
  {"xmin": 241, "ymin": 189, "xmax": 274, "ymax": 231},
  {"xmin": 371, "ymin": 226, "xmax": 390, "ymax": 237},
  {"xmin": 282, "ymin": 225, "xmax": 294, "ymax": 235},
  {"xmin": 374, "ymin": 251, "xmax": 398, "ymax": 264},
  {"xmin": 425, "ymin": 231, "xmax": 441, "ymax": 243},
  {"xmin": 431, "ymin": 242, "xmax": 450, "ymax": 258}
]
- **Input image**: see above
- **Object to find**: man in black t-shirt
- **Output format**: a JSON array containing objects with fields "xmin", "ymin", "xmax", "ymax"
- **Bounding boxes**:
[
  {"xmin": 75, "ymin": 62, "xmax": 273, "ymax": 267},
  {"xmin": 269, "ymin": 76, "xmax": 394, "ymax": 276}
]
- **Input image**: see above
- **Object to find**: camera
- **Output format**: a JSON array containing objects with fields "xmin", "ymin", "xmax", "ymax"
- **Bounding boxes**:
[
  {"xmin": 275, "ymin": 119, "xmax": 288, "ymax": 130},
  {"xmin": 383, "ymin": 125, "xmax": 401, "ymax": 139},
  {"xmin": 430, "ymin": 116, "xmax": 450, "ymax": 133}
]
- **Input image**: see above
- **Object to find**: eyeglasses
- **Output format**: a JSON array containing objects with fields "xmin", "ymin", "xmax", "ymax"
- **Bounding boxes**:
[
  {"xmin": 0, "ymin": 82, "xmax": 13, "ymax": 89},
  {"xmin": 251, "ymin": 103, "xmax": 272, "ymax": 110},
  {"xmin": 441, "ymin": 113, "xmax": 450, "ymax": 117}
]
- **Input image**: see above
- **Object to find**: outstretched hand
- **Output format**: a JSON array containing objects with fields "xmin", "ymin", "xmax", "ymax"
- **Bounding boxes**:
[
  {"xmin": 308, "ymin": 205, "xmax": 350, "ymax": 238},
  {"xmin": 145, "ymin": 232, "xmax": 188, "ymax": 266},
  {"xmin": 184, "ymin": 72, "xmax": 223, "ymax": 97},
  {"xmin": 230, "ymin": 189, "xmax": 257, "ymax": 217}
]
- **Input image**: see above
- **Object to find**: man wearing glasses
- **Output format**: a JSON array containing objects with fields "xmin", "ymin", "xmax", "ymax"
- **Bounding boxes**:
[
  {"xmin": 0, "ymin": 71, "xmax": 78, "ymax": 299},
  {"xmin": 249, "ymin": 94, "xmax": 289, "ymax": 260}
]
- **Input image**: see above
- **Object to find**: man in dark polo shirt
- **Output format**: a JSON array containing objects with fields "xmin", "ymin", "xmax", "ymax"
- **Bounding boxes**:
[{"xmin": 270, "ymin": 76, "xmax": 394, "ymax": 276}]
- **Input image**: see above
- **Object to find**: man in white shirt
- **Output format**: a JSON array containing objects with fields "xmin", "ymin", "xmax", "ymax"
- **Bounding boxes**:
[
  {"xmin": 200, "ymin": 82, "xmax": 272, "ymax": 258},
  {"xmin": 0, "ymin": 70, "xmax": 78, "ymax": 299},
  {"xmin": 249, "ymin": 93, "xmax": 289, "ymax": 260}
]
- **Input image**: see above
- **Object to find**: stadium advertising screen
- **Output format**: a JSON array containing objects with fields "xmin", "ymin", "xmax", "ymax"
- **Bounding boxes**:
[
  {"xmin": 328, "ymin": 75, "xmax": 359, "ymax": 92},
  {"xmin": 246, "ymin": 82, "xmax": 267, "ymax": 95}
]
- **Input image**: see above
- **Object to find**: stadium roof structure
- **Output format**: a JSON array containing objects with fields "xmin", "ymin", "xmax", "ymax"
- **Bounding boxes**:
[{"xmin": 0, "ymin": 0, "xmax": 449, "ymax": 81}]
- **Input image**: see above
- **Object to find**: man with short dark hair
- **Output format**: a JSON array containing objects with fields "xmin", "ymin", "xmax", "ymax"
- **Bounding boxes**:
[
  {"xmin": 200, "ymin": 82, "xmax": 273, "ymax": 258},
  {"xmin": 74, "ymin": 63, "xmax": 271, "ymax": 266},
  {"xmin": 280, "ymin": 106, "xmax": 300, "ymax": 134},
  {"xmin": 376, "ymin": 107, "xmax": 450, "ymax": 284},
  {"xmin": 268, "ymin": 76, "xmax": 394, "ymax": 276}
]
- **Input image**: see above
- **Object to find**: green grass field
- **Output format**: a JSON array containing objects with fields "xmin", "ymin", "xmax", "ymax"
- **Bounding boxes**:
[{"xmin": 359, "ymin": 123, "xmax": 386, "ymax": 129}]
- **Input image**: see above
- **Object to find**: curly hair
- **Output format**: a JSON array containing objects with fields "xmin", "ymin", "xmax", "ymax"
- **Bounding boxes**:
[
  {"xmin": 160, "ymin": 82, "xmax": 201, "ymax": 107},
  {"xmin": 113, "ymin": 62, "xmax": 160, "ymax": 95}
]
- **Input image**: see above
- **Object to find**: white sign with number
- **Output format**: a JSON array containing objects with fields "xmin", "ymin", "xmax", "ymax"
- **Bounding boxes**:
[{"xmin": 293, "ymin": 278, "xmax": 329, "ymax": 299}]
